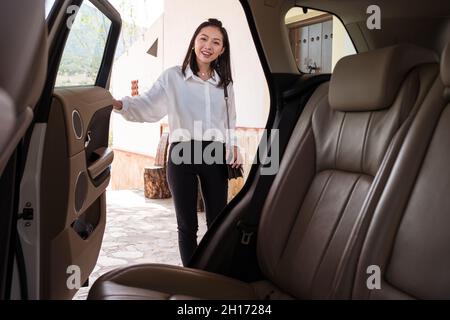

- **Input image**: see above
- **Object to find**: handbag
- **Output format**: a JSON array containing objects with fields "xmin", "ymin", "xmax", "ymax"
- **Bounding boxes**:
[
  {"xmin": 227, "ymin": 164, "xmax": 243, "ymax": 179},
  {"xmin": 224, "ymin": 84, "xmax": 244, "ymax": 180}
]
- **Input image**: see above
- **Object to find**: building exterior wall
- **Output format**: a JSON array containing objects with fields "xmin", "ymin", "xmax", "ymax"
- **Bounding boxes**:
[
  {"xmin": 163, "ymin": 0, "xmax": 270, "ymax": 128},
  {"xmin": 111, "ymin": 126, "xmax": 263, "ymax": 191},
  {"xmin": 110, "ymin": 0, "xmax": 270, "ymax": 190},
  {"xmin": 111, "ymin": 14, "xmax": 165, "ymax": 158},
  {"xmin": 110, "ymin": 2, "xmax": 357, "ymax": 191},
  {"xmin": 111, "ymin": 149, "xmax": 155, "ymax": 190}
]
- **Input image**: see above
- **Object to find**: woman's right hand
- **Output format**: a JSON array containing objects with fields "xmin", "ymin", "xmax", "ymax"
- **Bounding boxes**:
[{"xmin": 112, "ymin": 99, "xmax": 123, "ymax": 111}]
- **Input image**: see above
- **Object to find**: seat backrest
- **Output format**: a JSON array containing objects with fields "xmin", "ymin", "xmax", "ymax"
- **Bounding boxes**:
[
  {"xmin": 0, "ymin": 0, "xmax": 47, "ymax": 175},
  {"xmin": 256, "ymin": 44, "xmax": 439, "ymax": 299},
  {"xmin": 0, "ymin": 89, "xmax": 16, "ymax": 173},
  {"xmin": 352, "ymin": 42, "xmax": 450, "ymax": 299}
]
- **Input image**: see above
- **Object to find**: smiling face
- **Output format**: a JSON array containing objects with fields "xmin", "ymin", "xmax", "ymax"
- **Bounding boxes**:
[{"xmin": 194, "ymin": 26, "xmax": 225, "ymax": 67}]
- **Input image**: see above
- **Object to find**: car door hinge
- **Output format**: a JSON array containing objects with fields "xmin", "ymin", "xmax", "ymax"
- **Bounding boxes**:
[{"xmin": 18, "ymin": 207, "xmax": 34, "ymax": 221}]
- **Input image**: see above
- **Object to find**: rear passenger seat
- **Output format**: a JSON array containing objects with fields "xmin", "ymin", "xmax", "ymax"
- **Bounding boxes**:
[
  {"xmin": 353, "ymin": 42, "xmax": 450, "ymax": 300},
  {"xmin": 87, "ymin": 44, "xmax": 438, "ymax": 300}
]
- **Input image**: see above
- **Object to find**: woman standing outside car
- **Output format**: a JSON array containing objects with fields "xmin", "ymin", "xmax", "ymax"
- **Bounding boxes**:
[{"xmin": 112, "ymin": 18, "xmax": 242, "ymax": 266}]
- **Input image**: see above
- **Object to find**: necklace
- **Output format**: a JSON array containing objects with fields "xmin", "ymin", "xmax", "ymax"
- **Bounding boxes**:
[{"xmin": 200, "ymin": 70, "xmax": 211, "ymax": 77}]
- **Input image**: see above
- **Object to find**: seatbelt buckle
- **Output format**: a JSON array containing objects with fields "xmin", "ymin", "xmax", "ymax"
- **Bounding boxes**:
[
  {"xmin": 237, "ymin": 220, "xmax": 257, "ymax": 245},
  {"xmin": 241, "ymin": 231, "xmax": 253, "ymax": 245}
]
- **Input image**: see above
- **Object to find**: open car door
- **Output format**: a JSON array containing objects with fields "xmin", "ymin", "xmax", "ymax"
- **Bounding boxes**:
[{"xmin": 12, "ymin": 0, "xmax": 121, "ymax": 300}]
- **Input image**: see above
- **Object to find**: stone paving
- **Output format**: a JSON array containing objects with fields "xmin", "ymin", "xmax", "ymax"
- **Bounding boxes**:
[{"xmin": 74, "ymin": 189, "xmax": 207, "ymax": 300}]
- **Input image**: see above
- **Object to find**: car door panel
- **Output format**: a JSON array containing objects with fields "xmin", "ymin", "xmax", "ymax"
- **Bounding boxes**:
[
  {"xmin": 39, "ymin": 87, "xmax": 114, "ymax": 299},
  {"xmin": 10, "ymin": 0, "xmax": 122, "ymax": 299},
  {"xmin": 54, "ymin": 87, "xmax": 113, "ymax": 156}
]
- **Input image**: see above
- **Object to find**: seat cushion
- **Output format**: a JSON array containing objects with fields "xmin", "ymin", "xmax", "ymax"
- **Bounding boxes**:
[{"xmin": 87, "ymin": 264, "xmax": 258, "ymax": 300}]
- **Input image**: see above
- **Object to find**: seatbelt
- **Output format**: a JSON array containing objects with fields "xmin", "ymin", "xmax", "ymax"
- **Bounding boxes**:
[{"xmin": 230, "ymin": 74, "xmax": 330, "ymax": 280}]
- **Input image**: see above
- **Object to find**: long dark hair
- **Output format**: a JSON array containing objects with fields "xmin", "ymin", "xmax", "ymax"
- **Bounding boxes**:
[{"xmin": 182, "ymin": 18, "xmax": 232, "ymax": 88}]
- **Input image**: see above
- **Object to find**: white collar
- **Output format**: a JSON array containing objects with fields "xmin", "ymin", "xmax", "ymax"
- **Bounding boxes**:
[{"xmin": 183, "ymin": 64, "xmax": 220, "ymax": 86}]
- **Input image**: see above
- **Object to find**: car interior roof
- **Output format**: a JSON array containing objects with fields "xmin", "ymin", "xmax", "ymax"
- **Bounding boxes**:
[
  {"xmin": 296, "ymin": 0, "xmax": 450, "ymax": 53},
  {"xmin": 297, "ymin": 0, "xmax": 450, "ymax": 22},
  {"xmin": 247, "ymin": 0, "xmax": 449, "ymax": 74}
]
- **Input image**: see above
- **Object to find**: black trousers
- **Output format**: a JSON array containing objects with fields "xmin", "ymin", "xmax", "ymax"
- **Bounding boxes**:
[{"xmin": 167, "ymin": 140, "xmax": 228, "ymax": 266}]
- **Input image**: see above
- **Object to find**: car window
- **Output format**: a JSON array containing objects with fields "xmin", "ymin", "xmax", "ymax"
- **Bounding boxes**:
[
  {"xmin": 285, "ymin": 7, "xmax": 356, "ymax": 74},
  {"xmin": 55, "ymin": 0, "xmax": 112, "ymax": 87}
]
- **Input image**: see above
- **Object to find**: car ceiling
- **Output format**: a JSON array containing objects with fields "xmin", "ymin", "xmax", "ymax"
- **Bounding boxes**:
[
  {"xmin": 297, "ymin": 0, "xmax": 450, "ymax": 23},
  {"xmin": 296, "ymin": 0, "xmax": 450, "ymax": 53}
]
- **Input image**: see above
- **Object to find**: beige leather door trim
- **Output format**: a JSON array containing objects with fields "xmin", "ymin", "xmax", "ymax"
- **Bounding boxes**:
[
  {"xmin": 40, "ymin": 86, "xmax": 113, "ymax": 299},
  {"xmin": 53, "ymin": 87, "xmax": 114, "ymax": 157}
]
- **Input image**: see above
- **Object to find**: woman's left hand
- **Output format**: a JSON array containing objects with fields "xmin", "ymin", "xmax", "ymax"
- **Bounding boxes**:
[{"xmin": 230, "ymin": 146, "xmax": 243, "ymax": 169}]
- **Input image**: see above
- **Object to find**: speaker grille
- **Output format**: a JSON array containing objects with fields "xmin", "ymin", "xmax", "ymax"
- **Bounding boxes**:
[
  {"xmin": 75, "ymin": 171, "xmax": 88, "ymax": 213},
  {"xmin": 72, "ymin": 109, "xmax": 83, "ymax": 139}
]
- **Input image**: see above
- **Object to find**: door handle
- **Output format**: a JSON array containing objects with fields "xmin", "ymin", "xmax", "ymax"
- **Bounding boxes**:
[
  {"xmin": 87, "ymin": 147, "xmax": 114, "ymax": 180},
  {"xmin": 84, "ymin": 131, "xmax": 92, "ymax": 148}
]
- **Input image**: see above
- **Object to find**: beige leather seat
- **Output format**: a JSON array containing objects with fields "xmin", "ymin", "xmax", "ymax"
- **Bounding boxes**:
[
  {"xmin": 88, "ymin": 44, "xmax": 438, "ymax": 300},
  {"xmin": 352, "ymin": 42, "xmax": 450, "ymax": 300}
]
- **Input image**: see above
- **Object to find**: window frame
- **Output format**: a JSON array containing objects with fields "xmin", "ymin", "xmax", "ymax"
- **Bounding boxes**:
[
  {"xmin": 35, "ymin": 0, "xmax": 121, "ymax": 122},
  {"xmin": 285, "ymin": 6, "xmax": 357, "ymax": 74},
  {"xmin": 54, "ymin": 1, "xmax": 113, "ymax": 88}
]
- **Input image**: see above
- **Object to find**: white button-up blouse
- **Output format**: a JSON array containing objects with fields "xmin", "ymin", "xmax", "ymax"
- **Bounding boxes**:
[{"xmin": 115, "ymin": 65, "xmax": 237, "ymax": 146}]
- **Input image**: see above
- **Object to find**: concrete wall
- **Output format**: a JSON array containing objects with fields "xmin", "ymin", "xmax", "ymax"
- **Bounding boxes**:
[
  {"xmin": 111, "ymin": 126, "xmax": 263, "ymax": 191},
  {"xmin": 111, "ymin": 149, "xmax": 155, "ymax": 190},
  {"xmin": 111, "ymin": 15, "xmax": 165, "ymax": 157},
  {"xmin": 163, "ymin": 0, "xmax": 270, "ymax": 128},
  {"xmin": 110, "ymin": 0, "xmax": 270, "ymax": 190},
  {"xmin": 112, "ymin": 0, "xmax": 270, "ymax": 157},
  {"xmin": 110, "ymin": 2, "xmax": 358, "ymax": 191}
]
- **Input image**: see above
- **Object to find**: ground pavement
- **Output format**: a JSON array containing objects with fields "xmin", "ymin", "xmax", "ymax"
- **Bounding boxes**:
[{"xmin": 74, "ymin": 189, "xmax": 207, "ymax": 300}]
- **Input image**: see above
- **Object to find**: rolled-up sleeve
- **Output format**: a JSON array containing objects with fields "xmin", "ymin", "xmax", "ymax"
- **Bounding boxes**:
[{"xmin": 114, "ymin": 76, "xmax": 169, "ymax": 123}]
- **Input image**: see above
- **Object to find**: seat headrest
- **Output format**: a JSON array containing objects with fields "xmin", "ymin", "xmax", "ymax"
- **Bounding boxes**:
[
  {"xmin": 441, "ymin": 42, "xmax": 450, "ymax": 101},
  {"xmin": 0, "ymin": 0, "xmax": 47, "ymax": 112},
  {"xmin": 329, "ymin": 44, "xmax": 438, "ymax": 112}
]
